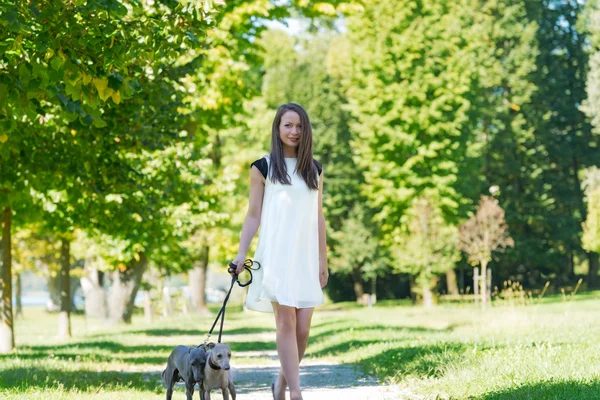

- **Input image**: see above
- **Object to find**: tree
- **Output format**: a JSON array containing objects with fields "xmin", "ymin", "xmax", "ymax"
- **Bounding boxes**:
[
  {"xmin": 582, "ymin": 186, "xmax": 600, "ymax": 255},
  {"xmin": 329, "ymin": 206, "xmax": 383, "ymax": 301},
  {"xmin": 393, "ymin": 196, "xmax": 460, "ymax": 307},
  {"xmin": 459, "ymin": 196, "xmax": 514, "ymax": 309},
  {"xmin": 0, "ymin": 206, "xmax": 13, "ymax": 353},
  {"xmin": 523, "ymin": 0, "xmax": 599, "ymax": 286},
  {"xmin": 581, "ymin": 0, "xmax": 600, "ymax": 287},
  {"xmin": 0, "ymin": 0, "xmax": 220, "ymax": 352},
  {"xmin": 0, "ymin": 0, "xmax": 362, "ymax": 353},
  {"xmin": 582, "ymin": 167, "xmax": 600, "ymax": 282},
  {"xmin": 342, "ymin": 0, "xmax": 491, "ymax": 254},
  {"xmin": 582, "ymin": 1, "xmax": 600, "ymax": 137}
]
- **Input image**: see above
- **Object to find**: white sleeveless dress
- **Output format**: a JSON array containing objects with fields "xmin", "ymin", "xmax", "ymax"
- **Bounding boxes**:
[{"xmin": 246, "ymin": 155, "xmax": 324, "ymax": 313}]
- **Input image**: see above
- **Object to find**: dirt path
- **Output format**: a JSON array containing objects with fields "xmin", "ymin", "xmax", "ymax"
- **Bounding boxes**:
[
  {"xmin": 164, "ymin": 331, "xmax": 413, "ymax": 399},
  {"xmin": 230, "ymin": 358, "xmax": 407, "ymax": 400}
]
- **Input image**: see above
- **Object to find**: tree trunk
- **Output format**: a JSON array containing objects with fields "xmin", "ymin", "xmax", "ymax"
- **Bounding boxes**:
[
  {"xmin": 588, "ymin": 252, "xmax": 599, "ymax": 289},
  {"xmin": 58, "ymin": 238, "xmax": 71, "ymax": 338},
  {"xmin": 82, "ymin": 267, "xmax": 108, "ymax": 319},
  {"xmin": 47, "ymin": 273, "xmax": 60, "ymax": 311},
  {"xmin": 351, "ymin": 267, "xmax": 364, "ymax": 302},
  {"xmin": 445, "ymin": 269, "xmax": 459, "ymax": 295},
  {"xmin": 0, "ymin": 206, "xmax": 14, "ymax": 353},
  {"xmin": 408, "ymin": 274, "xmax": 417, "ymax": 304},
  {"xmin": 15, "ymin": 273, "xmax": 22, "ymax": 319},
  {"xmin": 422, "ymin": 280, "xmax": 433, "ymax": 308},
  {"xmin": 568, "ymin": 250, "xmax": 575, "ymax": 282},
  {"xmin": 189, "ymin": 244, "xmax": 210, "ymax": 314},
  {"xmin": 480, "ymin": 260, "xmax": 488, "ymax": 310},
  {"xmin": 143, "ymin": 290, "xmax": 153, "ymax": 323},
  {"xmin": 108, "ymin": 253, "xmax": 148, "ymax": 324},
  {"xmin": 369, "ymin": 277, "xmax": 377, "ymax": 308},
  {"xmin": 162, "ymin": 281, "xmax": 173, "ymax": 317}
]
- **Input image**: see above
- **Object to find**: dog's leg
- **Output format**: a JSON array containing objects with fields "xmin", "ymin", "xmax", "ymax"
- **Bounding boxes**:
[
  {"xmin": 166, "ymin": 367, "xmax": 177, "ymax": 400},
  {"xmin": 228, "ymin": 380, "xmax": 236, "ymax": 400},
  {"xmin": 204, "ymin": 390, "xmax": 211, "ymax": 400},
  {"xmin": 185, "ymin": 382, "xmax": 195, "ymax": 400},
  {"xmin": 166, "ymin": 380, "xmax": 174, "ymax": 400},
  {"xmin": 222, "ymin": 387, "xmax": 230, "ymax": 400}
]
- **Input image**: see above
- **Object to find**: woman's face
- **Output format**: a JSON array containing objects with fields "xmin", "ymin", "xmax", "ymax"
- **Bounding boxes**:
[{"xmin": 279, "ymin": 110, "xmax": 301, "ymax": 150}]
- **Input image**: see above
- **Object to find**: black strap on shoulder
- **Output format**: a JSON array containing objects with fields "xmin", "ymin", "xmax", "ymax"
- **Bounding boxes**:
[
  {"xmin": 252, "ymin": 156, "xmax": 321, "ymax": 178},
  {"xmin": 251, "ymin": 157, "xmax": 268, "ymax": 179},
  {"xmin": 313, "ymin": 159, "xmax": 323, "ymax": 175}
]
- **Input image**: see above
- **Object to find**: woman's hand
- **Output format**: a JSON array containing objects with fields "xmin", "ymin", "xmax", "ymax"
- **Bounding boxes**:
[
  {"xmin": 229, "ymin": 255, "xmax": 246, "ymax": 277},
  {"xmin": 319, "ymin": 263, "xmax": 329, "ymax": 288}
]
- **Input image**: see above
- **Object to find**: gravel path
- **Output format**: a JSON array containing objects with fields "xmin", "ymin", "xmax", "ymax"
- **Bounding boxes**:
[
  {"xmin": 230, "ymin": 359, "xmax": 406, "ymax": 400},
  {"xmin": 164, "ymin": 350, "xmax": 409, "ymax": 400},
  {"xmin": 164, "ymin": 331, "xmax": 412, "ymax": 400}
]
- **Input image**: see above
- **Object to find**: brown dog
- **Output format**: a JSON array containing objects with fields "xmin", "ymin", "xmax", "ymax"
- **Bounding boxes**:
[{"xmin": 200, "ymin": 343, "xmax": 236, "ymax": 400}]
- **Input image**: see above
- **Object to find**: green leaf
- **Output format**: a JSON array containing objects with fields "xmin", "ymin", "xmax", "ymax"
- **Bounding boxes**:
[
  {"xmin": 57, "ymin": 93, "xmax": 69, "ymax": 105},
  {"xmin": 65, "ymin": 81, "xmax": 81, "ymax": 99},
  {"xmin": 92, "ymin": 116, "xmax": 107, "ymax": 128},
  {"xmin": 27, "ymin": 78, "xmax": 41, "ymax": 91},
  {"xmin": 48, "ymin": 67, "xmax": 63, "ymax": 83},
  {"xmin": 108, "ymin": 74, "xmax": 123, "ymax": 91},
  {"xmin": 50, "ymin": 56, "xmax": 63, "ymax": 71},
  {"xmin": 18, "ymin": 63, "xmax": 31, "ymax": 83},
  {"xmin": 0, "ymin": 83, "xmax": 7, "ymax": 105},
  {"xmin": 65, "ymin": 100, "xmax": 85, "ymax": 116},
  {"xmin": 79, "ymin": 114, "xmax": 93, "ymax": 126}
]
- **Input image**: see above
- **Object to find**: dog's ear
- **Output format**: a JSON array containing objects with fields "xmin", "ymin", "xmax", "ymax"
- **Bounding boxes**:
[{"xmin": 207, "ymin": 342, "xmax": 216, "ymax": 350}]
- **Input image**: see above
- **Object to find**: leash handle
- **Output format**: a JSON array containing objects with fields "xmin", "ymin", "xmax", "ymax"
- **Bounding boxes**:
[
  {"xmin": 201, "ymin": 259, "xmax": 261, "ymax": 345},
  {"xmin": 228, "ymin": 259, "xmax": 261, "ymax": 287}
]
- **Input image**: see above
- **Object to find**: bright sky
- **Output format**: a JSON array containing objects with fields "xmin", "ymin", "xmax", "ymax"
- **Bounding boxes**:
[{"xmin": 261, "ymin": 18, "xmax": 309, "ymax": 36}]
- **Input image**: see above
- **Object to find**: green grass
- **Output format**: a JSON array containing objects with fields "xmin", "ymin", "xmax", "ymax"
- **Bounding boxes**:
[{"xmin": 1, "ymin": 294, "xmax": 600, "ymax": 399}]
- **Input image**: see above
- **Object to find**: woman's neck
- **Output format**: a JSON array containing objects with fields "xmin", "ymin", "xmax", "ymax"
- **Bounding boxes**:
[{"xmin": 282, "ymin": 145, "xmax": 297, "ymax": 158}]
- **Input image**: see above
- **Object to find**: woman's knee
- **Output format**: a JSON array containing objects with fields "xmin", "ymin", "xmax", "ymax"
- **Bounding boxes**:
[
  {"xmin": 275, "ymin": 308, "xmax": 296, "ymax": 332},
  {"xmin": 296, "ymin": 324, "xmax": 310, "ymax": 342}
]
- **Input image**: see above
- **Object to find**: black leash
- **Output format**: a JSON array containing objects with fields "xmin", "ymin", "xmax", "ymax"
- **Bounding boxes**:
[{"xmin": 199, "ymin": 259, "xmax": 261, "ymax": 347}]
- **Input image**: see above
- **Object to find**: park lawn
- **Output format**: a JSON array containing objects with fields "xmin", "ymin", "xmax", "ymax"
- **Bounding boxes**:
[{"xmin": 0, "ymin": 293, "xmax": 599, "ymax": 399}]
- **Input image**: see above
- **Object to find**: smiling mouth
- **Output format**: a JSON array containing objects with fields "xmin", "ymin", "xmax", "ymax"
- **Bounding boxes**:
[{"xmin": 289, "ymin": 137, "xmax": 299, "ymax": 142}]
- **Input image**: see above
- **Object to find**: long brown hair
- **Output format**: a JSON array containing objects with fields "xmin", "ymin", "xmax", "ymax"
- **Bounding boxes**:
[{"xmin": 269, "ymin": 103, "xmax": 319, "ymax": 190}]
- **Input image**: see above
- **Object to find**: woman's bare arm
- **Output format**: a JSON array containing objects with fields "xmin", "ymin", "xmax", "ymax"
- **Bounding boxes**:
[
  {"xmin": 318, "ymin": 171, "xmax": 329, "ymax": 288},
  {"xmin": 233, "ymin": 166, "xmax": 265, "ymax": 274}
]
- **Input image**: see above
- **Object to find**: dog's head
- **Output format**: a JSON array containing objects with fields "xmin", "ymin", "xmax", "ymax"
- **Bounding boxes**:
[
  {"xmin": 207, "ymin": 343, "xmax": 232, "ymax": 371},
  {"xmin": 189, "ymin": 347, "xmax": 207, "ymax": 382}
]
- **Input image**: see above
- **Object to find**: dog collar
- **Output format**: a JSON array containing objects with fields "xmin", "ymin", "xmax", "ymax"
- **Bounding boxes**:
[{"xmin": 208, "ymin": 358, "xmax": 222, "ymax": 370}]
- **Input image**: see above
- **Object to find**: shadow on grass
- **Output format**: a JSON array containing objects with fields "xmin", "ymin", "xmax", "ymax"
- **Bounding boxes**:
[
  {"xmin": 359, "ymin": 343, "xmax": 467, "ymax": 380},
  {"xmin": 479, "ymin": 380, "xmax": 600, "ymax": 400},
  {"xmin": 127, "ymin": 326, "xmax": 273, "ymax": 337},
  {"xmin": 307, "ymin": 339, "xmax": 470, "ymax": 381},
  {"xmin": 309, "ymin": 322, "xmax": 455, "ymax": 345},
  {"xmin": 4, "ymin": 351, "xmax": 169, "ymax": 365},
  {"xmin": 0, "ymin": 340, "xmax": 276, "ymax": 365},
  {"xmin": 0, "ymin": 366, "xmax": 162, "ymax": 392},
  {"xmin": 307, "ymin": 339, "xmax": 389, "ymax": 358}
]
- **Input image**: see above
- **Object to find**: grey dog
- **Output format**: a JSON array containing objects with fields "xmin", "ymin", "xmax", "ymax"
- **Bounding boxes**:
[{"xmin": 162, "ymin": 345, "xmax": 208, "ymax": 400}]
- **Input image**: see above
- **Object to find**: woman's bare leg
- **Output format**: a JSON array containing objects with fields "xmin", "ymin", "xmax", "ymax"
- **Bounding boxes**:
[
  {"xmin": 272, "ymin": 303, "xmax": 302, "ymax": 400},
  {"xmin": 276, "ymin": 308, "xmax": 314, "ymax": 397}
]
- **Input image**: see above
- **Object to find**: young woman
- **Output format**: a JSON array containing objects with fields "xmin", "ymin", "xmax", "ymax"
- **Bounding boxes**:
[{"xmin": 230, "ymin": 103, "xmax": 329, "ymax": 400}]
